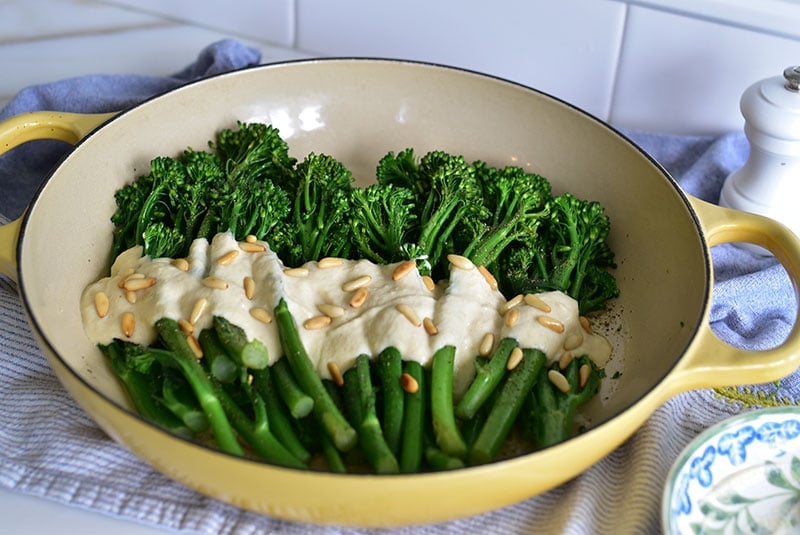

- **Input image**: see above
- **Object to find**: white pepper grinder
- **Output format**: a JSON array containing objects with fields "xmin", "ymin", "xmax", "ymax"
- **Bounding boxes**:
[{"xmin": 719, "ymin": 66, "xmax": 800, "ymax": 252}]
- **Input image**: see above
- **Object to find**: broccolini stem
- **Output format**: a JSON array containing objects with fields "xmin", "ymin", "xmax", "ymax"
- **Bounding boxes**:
[
  {"xmin": 468, "ymin": 348, "xmax": 545, "ymax": 465},
  {"xmin": 213, "ymin": 315, "xmax": 270, "ymax": 370},
  {"xmin": 153, "ymin": 318, "xmax": 243, "ymax": 455},
  {"xmin": 251, "ymin": 367, "xmax": 312, "ymax": 464},
  {"xmin": 161, "ymin": 372, "xmax": 210, "ymax": 433},
  {"xmin": 274, "ymin": 298, "xmax": 357, "ymax": 452},
  {"xmin": 399, "ymin": 360, "xmax": 426, "ymax": 473},
  {"xmin": 455, "ymin": 338, "xmax": 519, "ymax": 420},
  {"xmin": 376, "ymin": 347, "xmax": 404, "ymax": 456},
  {"xmin": 271, "ymin": 357, "xmax": 314, "ymax": 419},
  {"xmin": 197, "ymin": 328, "xmax": 238, "ymax": 384},
  {"xmin": 346, "ymin": 354, "xmax": 399, "ymax": 474},
  {"xmin": 424, "ymin": 446, "xmax": 465, "ymax": 471},
  {"xmin": 430, "ymin": 345, "xmax": 467, "ymax": 459}
]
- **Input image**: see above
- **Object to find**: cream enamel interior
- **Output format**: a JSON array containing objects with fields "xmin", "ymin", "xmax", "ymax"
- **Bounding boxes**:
[{"xmin": 15, "ymin": 59, "xmax": 714, "ymax": 526}]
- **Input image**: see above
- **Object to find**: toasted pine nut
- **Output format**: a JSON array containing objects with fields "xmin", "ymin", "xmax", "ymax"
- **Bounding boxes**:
[
  {"xmin": 499, "ymin": 294, "xmax": 523, "ymax": 315},
  {"xmin": 392, "ymin": 260, "xmax": 416, "ymax": 281},
  {"xmin": 505, "ymin": 308, "xmax": 520, "ymax": 327},
  {"xmin": 327, "ymin": 361, "xmax": 344, "ymax": 387},
  {"xmin": 318, "ymin": 257, "xmax": 344, "ymax": 269},
  {"xmin": 125, "ymin": 290, "xmax": 137, "ymax": 304},
  {"xmin": 178, "ymin": 318, "xmax": 194, "ymax": 335},
  {"xmin": 422, "ymin": 276, "xmax": 436, "ymax": 292},
  {"xmin": 506, "ymin": 347, "xmax": 524, "ymax": 370},
  {"xmin": 240, "ymin": 241, "xmax": 267, "ymax": 253},
  {"xmin": 245, "ymin": 234, "xmax": 257, "ymax": 243},
  {"xmin": 524, "ymin": 293, "xmax": 552, "ymax": 312},
  {"xmin": 447, "ymin": 253, "xmax": 474, "ymax": 270},
  {"xmin": 349, "ymin": 287, "xmax": 369, "ymax": 308},
  {"xmin": 579, "ymin": 363, "xmax": 591, "ymax": 388},
  {"xmin": 537, "ymin": 315, "xmax": 565, "ymax": 333},
  {"xmin": 94, "ymin": 291, "xmax": 110, "ymax": 318},
  {"xmin": 304, "ymin": 315, "xmax": 332, "ymax": 330},
  {"xmin": 423, "ymin": 317, "xmax": 438, "ymax": 335},
  {"xmin": 187, "ymin": 334, "xmax": 203, "ymax": 359},
  {"xmin": 559, "ymin": 351, "xmax": 574, "ymax": 370},
  {"xmin": 564, "ymin": 333, "xmax": 584, "ymax": 351},
  {"xmin": 243, "ymin": 276, "xmax": 255, "ymax": 300},
  {"xmin": 400, "ymin": 372, "xmax": 419, "ymax": 394},
  {"xmin": 190, "ymin": 298, "xmax": 208, "ymax": 325},
  {"xmin": 284, "ymin": 267, "xmax": 309, "ymax": 278},
  {"xmin": 479, "ymin": 332, "xmax": 495, "ymax": 357},
  {"xmin": 317, "ymin": 303, "xmax": 345, "ymax": 318},
  {"xmin": 116, "ymin": 268, "xmax": 136, "ymax": 287},
  {"xmin": 342, "ymin": 275, "xmax": 372, "ymax": 292},
  {"xmin": 121, "ymin": 312, "xmax": 135, "ymax": 338},
  {"xmin": 396, "ymin": 303, "xmax": 422, "ymax": 327},
  {"xmin": 579, "ymin": 316, "xmax": 593, "ymax": 334},
  {"xmin": 548, "ymin": 369, "xmax": 571, "ymax": 393},
  {"xmin": 123, "ymin": 276, "xmax": 156, "ymax": 292},
  {"xmin": 249, "ymin": 307, "xmax": 273, "ymax": 324},
  {"xmin": 216, "ymin": 250, "xmax": 239, "ymax": 266},
  {"xmin": 171, "ymin": 258, "xmax": 190, "ymax": 271},
  {"xmin": 202, "ymin": 276, "xmax": 229, "ymax": 290},
  {"xmin": 477, "ymin": 265, "xmax": 498, "ymax": 290}
]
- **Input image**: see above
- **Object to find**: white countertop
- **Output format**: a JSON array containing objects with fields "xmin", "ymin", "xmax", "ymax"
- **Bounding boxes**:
[{"xmin": 0, "ymin": 2, "xmax": 309, "ymax": 533}]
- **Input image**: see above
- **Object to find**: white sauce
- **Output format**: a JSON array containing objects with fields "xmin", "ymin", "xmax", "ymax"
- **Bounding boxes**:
[{"xmin": 81, "ymin": 232, "xmax": 611, "ymax": 396}]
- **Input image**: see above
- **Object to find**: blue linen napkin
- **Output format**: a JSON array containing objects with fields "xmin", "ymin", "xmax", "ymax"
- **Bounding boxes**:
[{"xmin": 0, "ymin": 41, "xmax": 798, "ymax": 534}]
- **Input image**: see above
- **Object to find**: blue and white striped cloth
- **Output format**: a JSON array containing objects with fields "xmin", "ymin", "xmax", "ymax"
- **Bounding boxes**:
[{"xmin": 0, "ymin": 41, "xmax": 797, "ymax": 534}]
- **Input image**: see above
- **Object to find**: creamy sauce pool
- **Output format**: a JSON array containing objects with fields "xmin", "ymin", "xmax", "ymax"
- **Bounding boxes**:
[{"xmin": 81, "ymin": 232, "xmax": 611, "ymax": 396}]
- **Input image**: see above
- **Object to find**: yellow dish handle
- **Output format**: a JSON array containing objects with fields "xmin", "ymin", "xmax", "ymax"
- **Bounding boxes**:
[
  {"xmin": 665, "ymin": 195, "xmax": 800, "ymax": 393},
  {"xmin": 0, "ymin": 111, "xmax": 116, "ymax": 281}
]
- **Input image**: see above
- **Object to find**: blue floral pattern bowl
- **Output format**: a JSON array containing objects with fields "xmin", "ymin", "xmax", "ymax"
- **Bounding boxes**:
[{"xmin": 663, "ymin": 406, "xmax": 800, "ymax": 534}]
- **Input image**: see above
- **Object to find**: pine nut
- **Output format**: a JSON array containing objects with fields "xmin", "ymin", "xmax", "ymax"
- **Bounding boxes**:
[
  {"xmin": 400, "ymin": 372, "xmax": 419, "ymax": 394},
  {"xmin": 245, "ymin": 234, "xmax": 258, "ymax": 243},
  {"xmin": 317, "ymin": 303, "xmax": 345, "ymax": 318},
  {"xmin": 579, "ymin": 316, "xmax": 593, "ymax": 334},
  {"xmin": 479, "ymin": 332, "xmax": 495, "ymax": 357},
  {"xmin": 202, "ymin": 276, "xmax": 229, "ymax": 290},
  {"xmin": 564, "ymin": 333, "xmax": 584, "ymax": 351},
  {"xmin": 505, "ymin": 308, "xmax": 520, "ymax": 327},
  {"xmin": 187, "ymin": 334, "xmax": 203, "ymax": 359},
  {"xmin": 123, "ymin": 276, "xmax": 156, "ymax": 291},
  {"xmin": 342, "ymin": 275, "xmax": 372, "ymax": 292},
  {"xmin": 559, "ymin": 351, "xmax": 574, "ymax": 370},
  {"xmin": 117, "ymin": 268, "xmax": 136, "ymax": 287},
  {"xmin": 548, "ymin": 369, "xmax": 571, "ymax": 393},
  {"xmin": 392, "ymin": 260, "xmax": 416, "ymax": 281},
  {"xmin": 94, "ymin": 291, "xmax": 109, "ymax": 318},
  {"xmin": 240, "ymin": 241, "xmax": 266, "ymax": 253},
  {"xmin": 447, "ymin": 253, "xmax": 474, "ymax": 270},
  {"xmin": 579, "ymin": 363, "xmax": 591, "ymax": 388},
  {"xmin": 318, "ymin": 257, "xmax": 344, "ymax": 269},
  {"xmin": 249, "ymin": 307, "xmax": 273, "ymax": 324},
  {"xmin": 524, "ymin": 293, "xmax": 552, "ymax": 312},
  {"xmin": 477, "ymin": 265, "xmax": 498, "ymax": 290},
  {"xmin": 121, "ymin": 312, "xmax": 135, "ymax": 338},
  {"xmin": 506, "ymin": 347, "xmax": 524, "ymax": 370},
  {"xmin": 422, "ymin": 276, "xmax": 436, "ymax": 292},
  {"xmin": 349, "ymin": 287, "xmax": 369, "ymax": 308},
  {"xmin": 172, "ymin": 258, "xmax": 190, "ymax": 271},
  {"xmin": 243, "ymin": 276, "xmax": 255, "ymax": 300},
  {"xmin": 423, "ymin": 317, "xmax": 438, "ymax": 335},
  {"xmin": 537, "ymin": 315, "xmax": 565, "ymax": 333},
  {"xmin": 190, "ymin": 298, "xmax": 208, "ymax": 325},
  {"xmin": 304, "ymin": 315, "xmax": 332, "ymax": 330},
  {"xmin": 396, "ymin": 303, "xmax": 422, "ymax": 327},
  {"xmin": 499, "ymin": 294, "xmax": 523, "ymax": 315},
  {"xmin": 125, "ymin": 290, "xmax": 137, "ymax": 304},
  {"xmin": 327, "ymin": 361, "xmax": 344, "ymax": 387},
  {"xmin": 284, "ymin": 267, "xmax": 309, "ymax": 277},
  {"xmin": 216, "ymin": 250, "xmax": 239, "ymax": 266},
  {"xmin": 178, "ymin": 319, "xmax": 194, "ymax": 335}
]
